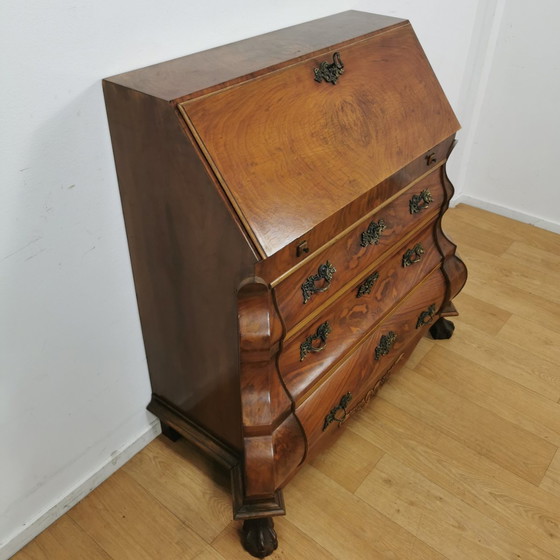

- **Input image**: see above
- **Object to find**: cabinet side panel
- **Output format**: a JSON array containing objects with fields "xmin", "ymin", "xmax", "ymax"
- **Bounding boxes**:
[{"xmin": 103, "ymin": 82, "xmax": 258, "ymax": 450}]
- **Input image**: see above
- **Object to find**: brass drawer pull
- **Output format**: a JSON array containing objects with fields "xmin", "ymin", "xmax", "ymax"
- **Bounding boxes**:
[
  {"xmin": 360, "ymin": 219, "xmax": 386, "ymax": 247},
  {"xmin": 357, "ymin": 271, "xmax": 379, "ymax": 298},
  {"xmin": 402, "ymin": 243, "xmax": 424, "ymax": 267},
  {"xmin": 301, "ymin": 261, "xmax": 336, "ymax": 304},
  {"xmin": 375, "ymin": 331, "xmax": 397, "ymax": 360},
  {"xmin": 300, "ymin": 321, "xmax": 332, "ymax": 361},
  {"xmin": 313, "ymin": 51, "xmax": 344, "ymax": 84},
  {"xmin": 416, "ymin": 304, "xmax": 437, "ymax": 328},
  {"xmin": 426, "ymin": 152, "xmax": 437, "ymax": 166},
  {"xmin": 409, "ymin": 190, "xmax": 433, "ymax": 214},
  {"xmin": 323, "ymin": 392, "xmax": 352, "ymax": 430}
]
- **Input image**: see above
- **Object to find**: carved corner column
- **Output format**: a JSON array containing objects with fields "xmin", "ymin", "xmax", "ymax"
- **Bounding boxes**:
[
  {"xmin": 433, "ymin": 139, "xmax": 468, "ymax": 318},
  {"xmin": 234, "ymin": 279, "xmax": 305, "ymax": 557}
]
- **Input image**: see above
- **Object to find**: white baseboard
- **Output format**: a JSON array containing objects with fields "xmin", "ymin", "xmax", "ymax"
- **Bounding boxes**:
[
  {"xmin": 451, "ymin": 194, "xmax": 560, "ymax": 235},
  {"xmin": 1, "ymin": 419, "xmax": 161, "ymax": 560}
]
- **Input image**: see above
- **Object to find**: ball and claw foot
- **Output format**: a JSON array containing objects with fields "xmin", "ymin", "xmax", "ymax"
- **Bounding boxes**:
[
  {"xmin": 242, "ymin": 518, "xmax": 278, "ymax": 558},
  {"xmin": 429, "ymin": 317, "xmax": 455, "ymax": 340}
]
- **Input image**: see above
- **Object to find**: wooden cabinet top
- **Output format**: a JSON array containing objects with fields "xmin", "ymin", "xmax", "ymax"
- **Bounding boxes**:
[
  {"xmin": 104, "ymin": 11, "xmax": 404, "ymax": 101},
  {"xmin": 105, "ymin": 11, "xmax": 459, "ymax": 258}
]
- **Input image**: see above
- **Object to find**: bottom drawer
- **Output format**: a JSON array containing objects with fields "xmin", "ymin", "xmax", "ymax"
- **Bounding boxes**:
[{"xmin": 295, "ymin": 268, "xmax": 446, "ymax": 454}]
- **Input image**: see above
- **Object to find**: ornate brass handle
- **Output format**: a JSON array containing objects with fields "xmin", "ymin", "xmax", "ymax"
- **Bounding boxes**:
[
  {"xmin": 402, "ymin": 243, "xmax": 424, "ymax": 267},
  {"xmin": 323, "ymin": 392, "xmax": 352, "ymax": 430},
  {"xmin": 356, "ymin": 271, "xmax": 379, "ymax": 298},
  {"xmin": 360, "ymin": 219, "xmax": 386, "ymax": 247},
  {"xmin": 375, "ymin": 331, "xmax": 397, "ymax": 360},
  {"xmin": 313, "ymin": 52, "xmax": 344, "ymax": 84},
  {"xmin": 409, "ymin": 190, "xmax": 433, "ymax": 214},
  {"xmin": 301, "ymin": 261, "xmax": 336, "ymax": 304},
  {"xmin": 416, "ymin": 304, "xmax": 437, "ymax": 328},
  {"xmin": 300, "ymin": 321, "xmax": 332, "ymax": 361}
]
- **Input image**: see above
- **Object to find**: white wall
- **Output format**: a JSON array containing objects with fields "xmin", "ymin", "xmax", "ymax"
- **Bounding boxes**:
[
  {"xmin": 0, "ymin": 1, "xmax": 481, "ymax": 557},
  {"xmin": 456, "ymin": 0, "xmax": 560, "ymax": 231}
]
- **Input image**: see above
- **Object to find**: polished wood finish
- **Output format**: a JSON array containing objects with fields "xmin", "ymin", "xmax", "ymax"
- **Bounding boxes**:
[
  {"xmin": 103, "ymin": 81, "xmax": 258, "ymax": 452},
  {"xmin": 105, "ymin": 11, "xmax": 405, "ymax": 103},
  {"xmin": 181, "ymin": 24, "xmax": 458, "ymax": 257},
  {"xmin": 296, "ymin": 270, "xmax": 447, "ymax": 453},
  {"xmin": 236, "ymin": 280, "xmax": 304, "ymax": 505},
  {"xmin": 257, "ymin": 137, "xmax": 454, "ymax": 283},
  {"xmin": 14, "ymin": 206, "xmax": 560, "ymax": 560},
  {"xmin": 279, "ymin": 224, "xmax": 443, "ymax": 402},
  {"xmin": 274, "ymin": 166, "xmax": 447, "ymax": 331},
  {"xmin": 103, "ymin": 11, "xmax": 465, "ymax": 556}
]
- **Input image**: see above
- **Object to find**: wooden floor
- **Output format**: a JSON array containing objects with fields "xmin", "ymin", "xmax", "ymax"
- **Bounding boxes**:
[{"xmin": 13, "ymin": 205, "xmax": 560, "ymax": 560}]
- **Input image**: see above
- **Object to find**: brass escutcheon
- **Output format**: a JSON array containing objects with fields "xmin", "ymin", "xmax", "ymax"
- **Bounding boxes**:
[
  {"xmin": 356, "ymin": 271, "xmax": 379, "ymax": 298},
  {"xmin": 375, "ymin": 331, "xmax": 397, "ymax": 360},
  {"xmin": 313, "ymin": 52, "xmax": 344, "ymax": 84}
]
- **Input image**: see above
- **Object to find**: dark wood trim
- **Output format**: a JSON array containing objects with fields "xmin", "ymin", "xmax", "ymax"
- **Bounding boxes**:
[
  {"xmin": 148, "ymin": 395, "xmax": 239, "ymax": 469},
  {"xmin": 231, "ymin": 464, "xmax": 286, "ymax": 520}
]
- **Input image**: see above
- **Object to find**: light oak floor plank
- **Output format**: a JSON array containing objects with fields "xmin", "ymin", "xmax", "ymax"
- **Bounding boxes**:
[
  {"xmin": 462, "ymin": 274, "xmax": 560, "ymax": 336},
  {"xmin": 191, "ymin": 548, "xmax": 228, "ymax": 560},
  {"xmin": 9, "ymin": 516, "xmax": 111, "ymax": 560},
  {"xmin": 498, "ymin": 314, "xmax": 560, "ymax": 366},
  {"xmin": 445, "ymin": 204, "xmax": 560, "ymax": 255},
  {"xmin": 68, "ymin": 469, "xmax": 208, "ymax": 560},
  {"xmin": 541, "ymin": 450, "xmax": 560, "ymax": 500},
  {"xmin": 379, "ymin": 365, "xmax": 557, "ymax": 485},
  {"xmin": 349, "ymin": 396, "xmax": 560, "ymax": 557},
  {"xmin": 356, "ymin": 454, "xmax": 558, "ymax": 560},
  {"xmin": 443, "ymin": 320, "xmax": 560, "ymax": 401},
  {"xmin": 442, "ymin": 210, "xmax": 514, "ymax": 256},
  {"xmin": 503, "ymin": 240, "xmax": 560, "ymax": 275},
  {"xmin": 282, "ymin": 464, "xmax": 448, "ymax": 560},
  {"xmin": 122, "ymin": 436, "xmax": 232, "ymax": 543},
  {"xmin": 416, "ymin": 344, "xmax": 560, "ymax": 446},
  {"xmin": 450, "ymin": 291, "xmax": 512, "ymax": 336},
  {"xmin": 310, "ymin": 428, "xmax": 385, "ymax": 493}
]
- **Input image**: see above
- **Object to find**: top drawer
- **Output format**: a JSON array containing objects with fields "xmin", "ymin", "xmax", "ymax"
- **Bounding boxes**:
[
  {"xmin": 274, "ymin": 167, "xmax": 445, "ymax": 333},
  {"xmin": 180, "ymin": 23, "xmax": 459, "ymax": 259}
]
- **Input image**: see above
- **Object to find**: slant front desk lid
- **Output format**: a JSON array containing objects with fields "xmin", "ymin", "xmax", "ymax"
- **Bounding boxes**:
[{"xmin": 179, "ymin": 16, "xmax": 459, "ymax": 257}]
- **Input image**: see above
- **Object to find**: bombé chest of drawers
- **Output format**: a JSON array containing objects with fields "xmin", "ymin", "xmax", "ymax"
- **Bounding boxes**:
[{"xmin": 103, "ymin": 10, "xmax": 467, "ymax": 557}]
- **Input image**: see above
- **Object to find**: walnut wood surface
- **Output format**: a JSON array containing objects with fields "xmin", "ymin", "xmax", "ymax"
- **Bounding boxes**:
[
  {"xmin": 296, "ymin": 269, "xmax": 446, "ymax": 455},
  {"xmin": 433, "ymin": 141, "xmax": 468, "ymax": 306},
  {"xmin": 102, "ymin": 81, "xmax": 258, "ymax": 451},
  {"xmin": 256, "ymin": 137, "xmax": 454, "ymax": 284},
  {"xmin": 181, "ymin": 23, "xmax": 459, "ymax": 257},
  {"xmin": 274, "ymin": 168, "xmax": 446, "ymax": 332},
  {"xmin": 237, "ymin": 281, "xmax": 305, "ymax": 504},
  {"xmin": 278, "ymin": 222, "xmax": 442, "ymax": 402},
  {"xmin": 104, "ymin": 11, "xmax": 404, "ymax": 102}
]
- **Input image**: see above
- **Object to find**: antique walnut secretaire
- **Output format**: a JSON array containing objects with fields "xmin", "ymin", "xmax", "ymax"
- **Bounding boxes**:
[{"xmin": 103, "ymin": 10, "xmax": 467, "ymax": 557}]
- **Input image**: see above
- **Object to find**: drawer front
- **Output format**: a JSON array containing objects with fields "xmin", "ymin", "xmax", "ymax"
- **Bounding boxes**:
[
  {"xmin": 278, "ymin": 221, "xmax": 441, "ymax": 401},
  {"xmin": 274, "ymin": 168, "xmax": 445, "ymax": 333},
  {"xmin": 295, "ymin": 269, "xmax": 446, "ymax": 451},
  {"xmin": 256, "ymin": 138, "xmax": 454, "ymax": 284}
]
